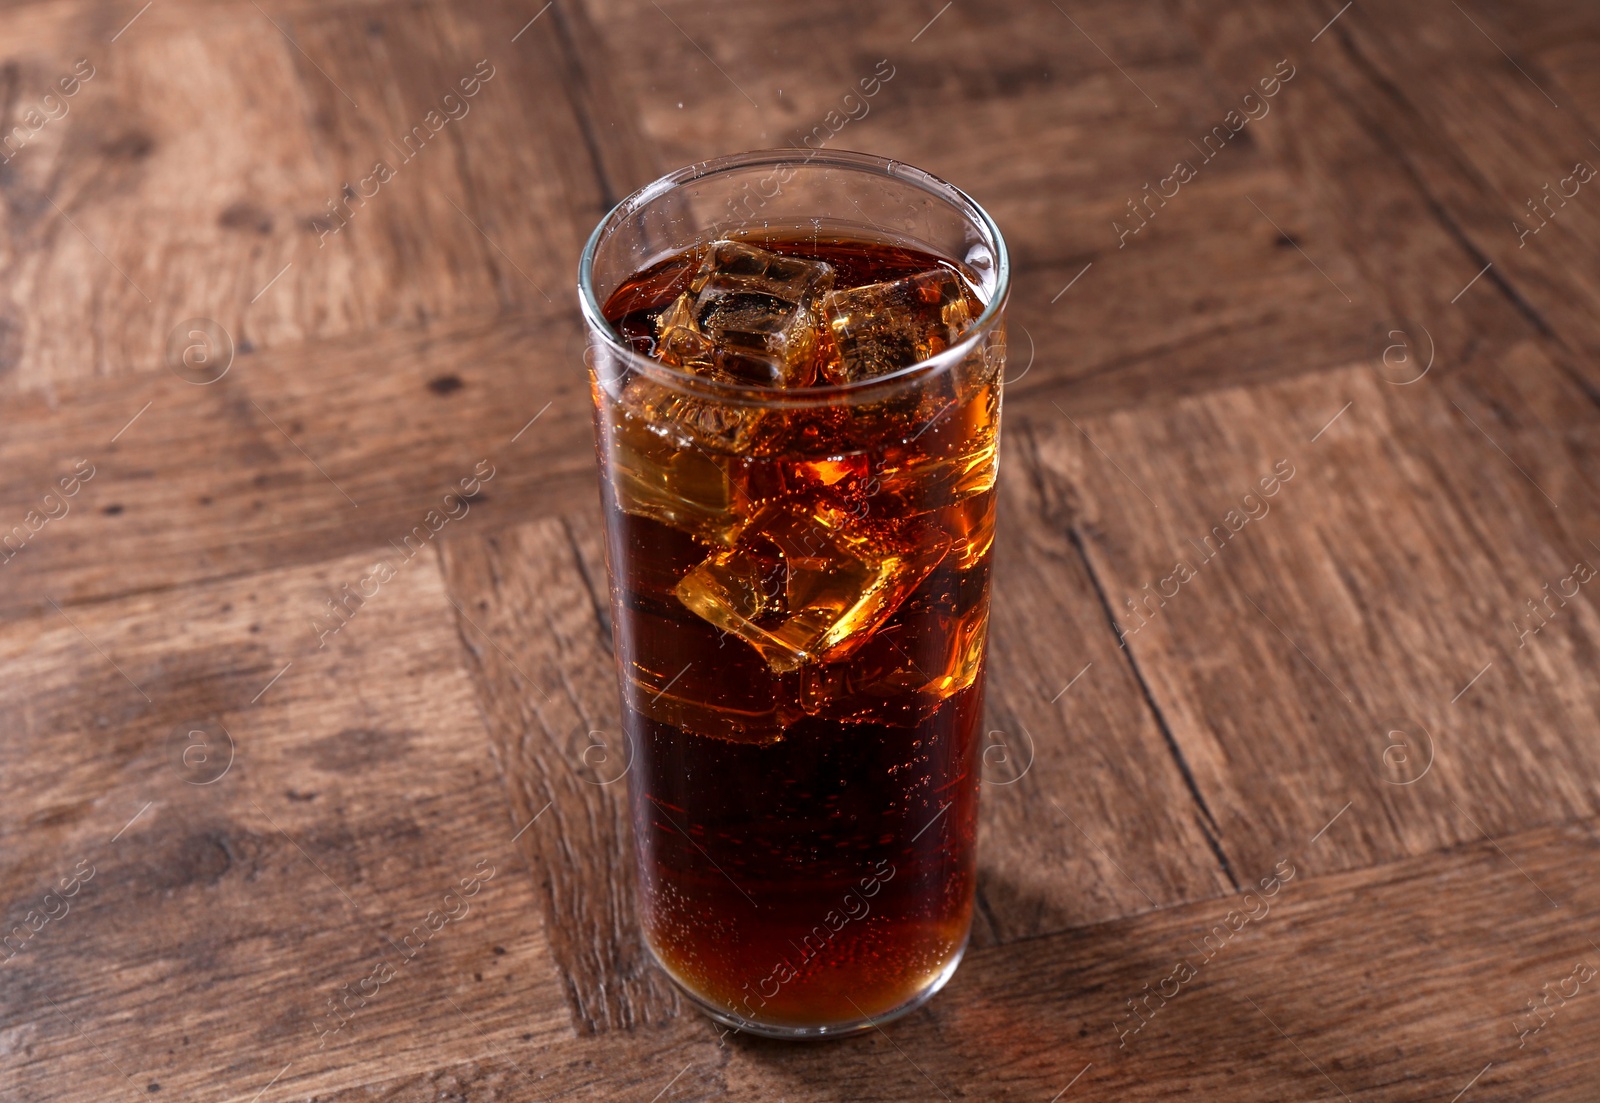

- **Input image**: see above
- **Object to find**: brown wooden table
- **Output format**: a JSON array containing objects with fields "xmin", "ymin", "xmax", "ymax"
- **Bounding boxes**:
[{"xmin": 4, "ymin": 1, "xmax": 1599, "ymax": 1099}]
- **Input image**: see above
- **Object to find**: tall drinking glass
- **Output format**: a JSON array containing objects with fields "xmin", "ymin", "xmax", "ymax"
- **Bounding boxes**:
[{"xmin": 578, "ymin": 150, "xmax": 1009, "ymax": 1038}]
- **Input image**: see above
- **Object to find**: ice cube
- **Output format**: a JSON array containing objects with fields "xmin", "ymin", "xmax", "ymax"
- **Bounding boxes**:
[
  {"xmin": 696, "ymin": 239, "xmax": 835, "ymax": 305},
  {"xmin": 608, "ymin": 397, "xmax": 747, "ymax": 547},
  {"xmin": 936, "ymin": 491, "xmax": 997, "ymax": 571},
  {"xmin": 867, "ymin": 377, "xmax": 1001, "ymax": 512},
  {"xmin": 621, "ymin": 375, "xmax": 758, "ymax": 454},
  {"xmin": 653, "ymin": 289, "xmax": 717, "ymax": 371},
  {"xmin": 800, "ymin": 597, "xmax": 989, "ymax": 724},
  {"xmin": 674, "ymin": 505, "xmax": 949, "ymax": 674},
  {"xmin": 820, "ymin": 268, "xmax": 976, "ymax": 384},
  {"xmin": 656, "ymin": 241, "xmax": 834, "ymax": 388}
]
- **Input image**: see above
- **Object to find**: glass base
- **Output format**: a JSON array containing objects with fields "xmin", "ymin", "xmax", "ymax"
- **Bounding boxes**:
[{"xmin": 647, "ymin": 930, "xmax": 970, "ymax": 1041}]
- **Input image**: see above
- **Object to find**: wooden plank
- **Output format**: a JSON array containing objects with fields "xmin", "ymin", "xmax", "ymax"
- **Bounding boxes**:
[
  {"xmin": 1319, "ymin": 1, "xmax": 1600, "ymax": 392},
  {"xmin": 438, "ymin": 512, "xmax": 684, "ymax": 1035},
  {"xmin": 1156, "ymin": 0, "xmax": 1600, "ymax": 865},
  {"xmin": 290, "ymin": 1018, "xmax": 728, "ymax": 1102},
  {"xmin": 1167, "ymin": 0, "xmax": 1534, "ymax": 369},
  {"xmin": 1032, "ymin": 356, "xmax": 1600, "ymax": 882},
  {"xmin": 579, "ymin": 0, "xmax": 1214, "ymax": 180},
  {"xmin": 297, "ymin": 818, "xmax": 1600, "ymax": 1101},
  {"xmin": 0, "ymin": 8, "xmax": 315, "ymax": 393},
  {"xmin": 977, "ymin": 418, "xmax": 1235, "ymax": 940},
  {"xmin": 1479, "ymin": 0, "xmax": 1600, "ymax": 136},
  {"xmin": 1005, "ymin": 165, "xmax": 1370, "ymax": 415},
  {"xmin": 713, "ymin": 818, "xmax": 1600, "ymax": 1101},
  {"xmin": 0, "ymin": 0, "xmax": 608, "ymax": 393},
  {"xmin": 541, "ymin": 0, "xmax": 667, "ymax": 207},
  {"xmin": 1172, "ymin": 0, "xmax": 1600, "ymax": 394},
  {"xmin": 278, "ymin": 0, "xmax": 598, "ymax": 320},
  {"xmin": 0, "ymin": 543, "xmax": 573, "ymax": 1102},
  {"xmin": 0, "ymin": 308, "xmax": 596, "ymax": 616}
]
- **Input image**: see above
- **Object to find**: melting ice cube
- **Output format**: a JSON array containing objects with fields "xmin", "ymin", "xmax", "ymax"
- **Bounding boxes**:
[
  {"xmin": 674, "ymin": 504, "xmax": 949, "ymax": 673},
  {"xmin": 820, "ymin": 268, "xmax": 976, "ymax": 384},
  {"xmin": 609, "ymin": 387, "xmax": 749, "ymax": 547},
  {"xmin": 655, "ymin": 240, "xmax": 835, "ymax": 387}
]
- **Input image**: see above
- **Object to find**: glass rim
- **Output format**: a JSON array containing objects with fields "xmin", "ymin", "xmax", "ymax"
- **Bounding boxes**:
[{"xmin": 576, "ymin": 148, "xmax": 1011, "ymax": 408}]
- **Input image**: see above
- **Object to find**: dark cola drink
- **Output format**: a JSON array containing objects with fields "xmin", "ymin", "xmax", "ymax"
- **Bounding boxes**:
[{"xmin": 582, "ymin": 156, "xmax": 1008, "ymax": 1038}]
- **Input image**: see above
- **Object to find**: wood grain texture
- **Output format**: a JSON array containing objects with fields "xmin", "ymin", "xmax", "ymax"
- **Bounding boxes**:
[
  {"xmin": 268, "ymin": 819, "xmax": 1600, "ymax": 1102},
  {"xmin": 438, "ymin": 512, "xmax": 684, "ymax": 1035},
  {"xmin": 1043, "ymin": 357, "xmax": 1600, "ymax": 882},
  {"xmin": 0, "ymin": 544, "xmax": 572, "ymax": 1102},
  {"xmin": 1309, "ymin": 0, "xmax": 1600, "ymax": 388},
  {"xmin": 0, "ymin": 308, "xmax": 594, "ymax": 616},
  {"xmin": 977, "ymin": 418, "xmax": 1235, "ymax": 941},
  {"xmin": 1168, "ymin": 0, "xmax": 1600, "ymax": 395},
  {"xmin": 1, "ymin": 0, "xmax": 1598, "ymax": 1098},
  {"xmin": 304, "ymin": 1018, "xmax": 728, "ymax": 1102},
  {"xmin": 1481, "ymin": 0, "xmax": 1600, "ymax": 138},
  {"xmin": 0, "ymin": 0, "xmax": 605, "ymax": 393}
]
